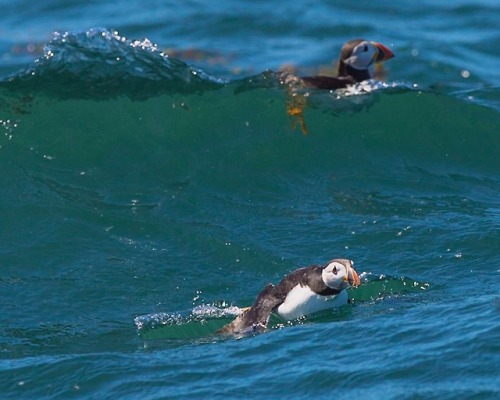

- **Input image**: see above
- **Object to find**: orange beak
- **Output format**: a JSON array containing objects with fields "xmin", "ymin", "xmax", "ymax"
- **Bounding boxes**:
[
  {"xmin": 373, "ymin": 42, "xmax": 395, "ymax": 62},
  {"xmin": 346, "ymin": 265, "xmax": 361, "ymax": 287}
]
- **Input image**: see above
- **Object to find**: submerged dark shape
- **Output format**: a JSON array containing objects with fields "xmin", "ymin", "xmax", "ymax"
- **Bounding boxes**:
[
  {"xmin": 300, "ymin": 39, "xmax": 395, "ymax": 90},
  {"xmin": 218, "ymin": 259, "xmax": 361, "ymax": 335}
]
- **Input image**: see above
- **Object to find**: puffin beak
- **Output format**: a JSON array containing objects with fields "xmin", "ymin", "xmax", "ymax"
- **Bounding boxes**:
[
  {"xmin": 372, "ymin": 42, "xmax": 395, "ymax": 62},
  {"xmin": 346, "ymin": 265, "xmax": 361, "ymax": 287}
]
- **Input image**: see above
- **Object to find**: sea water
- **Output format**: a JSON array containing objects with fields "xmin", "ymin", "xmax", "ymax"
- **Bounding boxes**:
[{"xmin": 1, "ymin": 1, "xmax": 499, "ymax": 399}]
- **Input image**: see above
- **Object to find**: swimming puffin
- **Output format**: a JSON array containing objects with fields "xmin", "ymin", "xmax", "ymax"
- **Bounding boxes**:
[
  {"xmin": 299, "ymin": 39, "xmax": 395, "ymax": 90},
  {"xmin": 218, "ymin": 259, "xmax": 361, "ymax": 335},
  {"xmin": 283, "ymin": 39, "xmax": 394, "ymax": 134}
]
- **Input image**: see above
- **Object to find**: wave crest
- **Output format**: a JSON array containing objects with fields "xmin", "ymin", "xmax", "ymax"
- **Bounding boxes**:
[{"xmin": 3, "ymin": 28, "xmax": 224, "ymax": 98}]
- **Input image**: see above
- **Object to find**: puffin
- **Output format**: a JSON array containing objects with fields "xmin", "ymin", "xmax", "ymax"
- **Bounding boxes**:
[
  {"xmin": 283, "ymin": 39, "xmax": 394, "ymax": 134},
  {"xmin": 218, "ymin": 259, "xmax": 361, "ymax": 335},
  {"xmin": 299, "ymin": 39, "xmax": 395, "ymax": 90}
]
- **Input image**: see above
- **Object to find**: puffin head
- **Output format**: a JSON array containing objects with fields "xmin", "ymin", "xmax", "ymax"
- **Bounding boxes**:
[
  {"xmin": 338, "ymin": 39, "xmax": 395, "ymax": 82},
  {"xmin": 322, "ymin": 259, "xmax": 361, "ymax": 291}
]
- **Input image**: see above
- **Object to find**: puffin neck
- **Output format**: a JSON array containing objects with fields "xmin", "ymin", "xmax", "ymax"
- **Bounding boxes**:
[{"xmin": 338, "ymin": 62, "xmax": 371, "ymax": 82}]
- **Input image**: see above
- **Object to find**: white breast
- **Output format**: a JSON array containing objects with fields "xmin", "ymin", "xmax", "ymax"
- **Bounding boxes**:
[{"xmin": 275, "ymin": 285, "xmax": 348, "ymax": 321}]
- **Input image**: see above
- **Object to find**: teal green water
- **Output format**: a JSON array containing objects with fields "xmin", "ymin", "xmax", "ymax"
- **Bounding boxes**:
[{"xmin": 1, "ymin": 3, "xmax": 499, "ymax": 399}]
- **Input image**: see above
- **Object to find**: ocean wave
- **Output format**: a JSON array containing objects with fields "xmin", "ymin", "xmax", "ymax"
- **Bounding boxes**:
[
  {"xmin": 1, "ymin": 84, "xmax": 497, "ymax": 177},
  {"xmin": 1, "ymin": 28, "xmax": 419, "ymax": 101},
  {"xmin": 1, "ymin": 28, "xmax": 225, "ymax": 98},
  {"xmin": 0, "ymin": 29, "xmax": 498, "ymax": 199}
]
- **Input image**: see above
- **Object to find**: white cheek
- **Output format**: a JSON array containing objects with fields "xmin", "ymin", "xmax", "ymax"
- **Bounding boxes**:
[
  {"xmin": 323, "ymin": 273, "xmax": 343, "ymax": 288},
  {"xmin": 345, "ymin": 50, "xmax": 375, "ymax": 70}
]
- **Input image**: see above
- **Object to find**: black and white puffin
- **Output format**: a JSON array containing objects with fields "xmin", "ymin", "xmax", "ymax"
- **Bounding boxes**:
[
  {"xmin": 283, "ymin": 39, "xmax": 394, "ymax": 134},
  {"xmin": 299, "ymin": 39, "xmax": 395, "ymax": 90},
  {"xmin": 219, "ymin": 259, "xmax": 361, "ymax": 334}
]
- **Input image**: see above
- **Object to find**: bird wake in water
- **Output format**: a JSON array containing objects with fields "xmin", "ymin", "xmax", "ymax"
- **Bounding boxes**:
[{"xmin": 135, "ymin": 271, "xmax": 430, "ymax": 341}]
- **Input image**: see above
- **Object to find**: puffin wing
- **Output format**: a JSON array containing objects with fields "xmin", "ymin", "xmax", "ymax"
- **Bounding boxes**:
[
  {"xmin": 301, "ymin": 75, "xmax": 354, "ymax": 90},
  {"xmin": 217, "ymin": 266, "xmax": 328, "ymax": 334},
  {"xmin": 218, "ymin": 284, "xmax": 284, "ymax": 334}
]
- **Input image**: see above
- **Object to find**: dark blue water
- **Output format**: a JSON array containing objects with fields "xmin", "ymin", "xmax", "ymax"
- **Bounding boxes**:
[{"xmin": 1, "ymin": 1, "xmax": 499, "ymax": 399}]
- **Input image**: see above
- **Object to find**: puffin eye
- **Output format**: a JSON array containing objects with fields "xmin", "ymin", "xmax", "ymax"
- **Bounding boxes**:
[
  {"xmin": 363, "ymin": 44, "xmax": 368, "ymax": 52},
  {"xmin": 332, "ymin": 266, "xmax": 338, "ymax": 275}
]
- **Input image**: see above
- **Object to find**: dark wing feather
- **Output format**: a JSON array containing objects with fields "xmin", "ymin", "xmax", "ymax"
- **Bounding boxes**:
[
  {"xmin": 301, "ymin": 75, "xmax": 354, "ymax": 90},
  {"xmin": 218, "ymin": 284, "xmax": 282, "ymax": 334}
]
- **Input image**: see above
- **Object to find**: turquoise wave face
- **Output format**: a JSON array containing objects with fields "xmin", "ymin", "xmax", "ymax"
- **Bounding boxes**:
[{"xmin": 1, "ymin": 78, "xmax": 497, "ymax": 181}]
